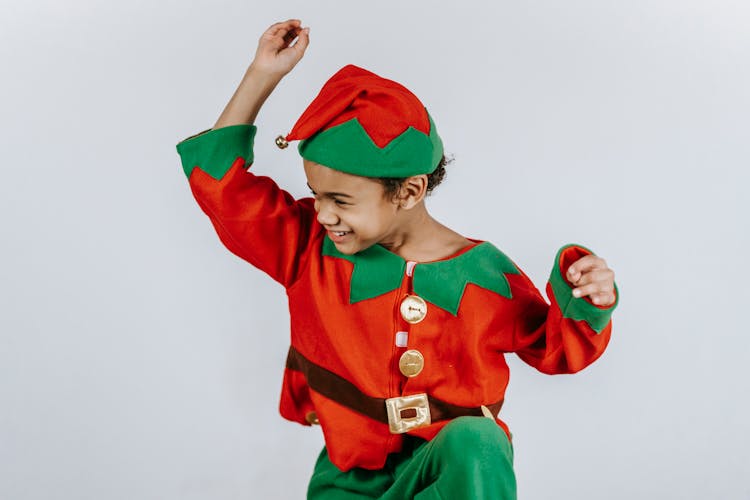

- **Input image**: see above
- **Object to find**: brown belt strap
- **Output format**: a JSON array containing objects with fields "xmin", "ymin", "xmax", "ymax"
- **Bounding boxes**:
[{"xmin": 286, "ymin": 347, "xmax": 503, "ymax": 425}]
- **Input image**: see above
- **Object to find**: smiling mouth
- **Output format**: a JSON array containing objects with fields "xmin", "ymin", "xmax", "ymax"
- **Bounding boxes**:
[{"xmin": 327, "ymin": 230, "xmax": 352, "ymax": 241}]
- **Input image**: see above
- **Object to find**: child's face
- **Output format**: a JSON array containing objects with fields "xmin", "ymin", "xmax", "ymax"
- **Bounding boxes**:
[{"xmin": 303, "ymin": 159, "xmax": 401, "ymax": 255}]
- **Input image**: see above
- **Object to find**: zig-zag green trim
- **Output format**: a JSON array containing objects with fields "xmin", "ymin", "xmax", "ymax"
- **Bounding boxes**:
[
  {"xmin": 298, "ymin": 113, "xmax": 443, "ymax": 177},
  {"xmin": 176, "ymin": 124, "xmax": 257, "ymax": 181},
  {"xmin": 322, "ymin": 238, "xmax": 520, "ymax": 315},
  {"xmin": 413, "ymin": 243, "xmax": 520, "ymax": 315},
  {"xmin": 322, "ymin": 237, "xmax": 406, "ymax": 302}
]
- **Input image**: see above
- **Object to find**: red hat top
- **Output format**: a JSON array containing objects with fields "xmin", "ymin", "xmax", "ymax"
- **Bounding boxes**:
[{"xmin": 281, "ymin": 65, "xmax": 443, "ymax": 177}]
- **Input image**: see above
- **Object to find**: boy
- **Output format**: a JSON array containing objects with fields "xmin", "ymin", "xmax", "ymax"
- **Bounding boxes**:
[{"xmin": 176, "ymin": 19, "xmax": 617, "ymax": 500}]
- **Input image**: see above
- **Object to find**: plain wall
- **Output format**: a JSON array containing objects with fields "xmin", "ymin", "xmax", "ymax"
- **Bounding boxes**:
[{"xmin": 1, "ymin": 1, "xmax": 748, "ymax": 498}]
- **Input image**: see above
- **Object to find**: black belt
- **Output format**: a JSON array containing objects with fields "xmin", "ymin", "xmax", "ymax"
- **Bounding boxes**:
[{"xmin": 286, "ymin": 347, "xmax": 503, "ymax": 432}]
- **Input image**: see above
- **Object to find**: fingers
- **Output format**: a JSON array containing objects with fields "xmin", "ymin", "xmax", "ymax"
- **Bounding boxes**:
[
  {"xmin": 266, "ymin": 19, "xmax": 301, "ymax": 36},
  {"xmin": 566, "ymin": 255, "xmax": 607, "ymax": 283},
  {"xmin": 252, "ymin": 20, "xmax": 309, "ymax": 76},
  {"xmin": 571, "ymin": 268, "xmax": 614, "ymax": 288},
  {"xmin": 282, "ymin": 27, "xmax": 300, "ymax": 45},
  {"xmin": 566, "ymin": 254, "xmax": 616, "ymax": 306},
  {"xmin": 572, "ymin": 280, "xmax": 616, "ymax": 305},
  {"xmin": 260, "ymin": 19, "xmax": 301, "ymax": 47},
  {"xmin": 292, "ymin": 27, "xmax": 311, "ymax": 55},
  {"xmin": 590, "ymin": 291, "xmax": 616, "ymax": 306},
  {"xmin": 263, "ymin": 20, "xmax": 308, "ymax": 53}
]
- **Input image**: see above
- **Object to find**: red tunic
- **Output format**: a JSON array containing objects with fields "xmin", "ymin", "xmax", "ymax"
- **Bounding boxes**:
[{"xmin": 176, "ymin": 124, "xmax": 618, "ymax": 472}]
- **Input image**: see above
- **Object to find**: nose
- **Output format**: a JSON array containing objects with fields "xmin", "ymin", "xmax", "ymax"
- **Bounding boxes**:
[{"xmin": 315, "ymin": 200, "xmax": 339, "ymax": 226}]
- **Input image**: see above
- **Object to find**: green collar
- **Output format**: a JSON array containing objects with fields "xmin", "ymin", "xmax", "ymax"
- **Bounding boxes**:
[{"xmin": 322, "ymin": 237, "xmax": 520, "ymax": 315}]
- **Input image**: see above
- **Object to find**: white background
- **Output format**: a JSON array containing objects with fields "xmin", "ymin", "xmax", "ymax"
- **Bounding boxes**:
[{"xmin": 1, "ymin": 1, "xmax": 748, "ymax": 498}]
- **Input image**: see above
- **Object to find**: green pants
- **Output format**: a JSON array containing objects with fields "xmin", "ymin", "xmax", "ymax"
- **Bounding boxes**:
[{"xmin": 307, "ymin": 416, "xmax": 516, "ymax": 500}]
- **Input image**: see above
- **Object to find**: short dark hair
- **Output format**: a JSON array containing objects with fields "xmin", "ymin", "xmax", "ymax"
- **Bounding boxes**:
[{"xmin": 379, "ymin": 154, "xmax": 453, "ymax": 197}]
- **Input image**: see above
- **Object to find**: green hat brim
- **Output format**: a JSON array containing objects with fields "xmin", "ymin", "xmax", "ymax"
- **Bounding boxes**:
[{"xmin": 298, "ymin": 113, "xmax": 443, "ymax": 178}]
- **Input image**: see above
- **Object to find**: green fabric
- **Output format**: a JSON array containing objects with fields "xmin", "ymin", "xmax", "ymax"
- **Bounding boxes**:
[
  {"xmin": 548, "ymin": 244, "xmax": 619, "ymax": 334},
  {"xmin": 176, "ymin": 124, "xmax": 257, "ymax": 180},
  {"xmin": 413, "ymin": 244, "xmax": 519, "ymax": 315},
  {"xmin": 307, "ymin": 416, "xmax": 516, "ymax": 500},
  {"xmin": 322, "ymin": 236, "xmax": 406, "ymax": 303},
  {"xmin": 322, "ymin": 237, "xmax": 519, "ymax": 315},
  {"xmin": 298, "ymin": 114, "xmax": 443, "ymax": 177}
]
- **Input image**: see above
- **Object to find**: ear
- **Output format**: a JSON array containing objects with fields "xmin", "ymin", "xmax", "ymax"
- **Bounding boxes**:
[{"xmin": 395, "ymin": 175, "xmax": 428, "ymax": 209}]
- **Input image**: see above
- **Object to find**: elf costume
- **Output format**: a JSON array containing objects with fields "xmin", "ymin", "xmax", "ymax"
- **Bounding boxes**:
[{"xmin": 176, "ymin": 65, "xmax": 618, "ymax": 499}]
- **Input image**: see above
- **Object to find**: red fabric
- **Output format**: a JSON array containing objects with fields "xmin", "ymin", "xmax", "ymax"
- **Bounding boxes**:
[
  {"xmin": 285, "ymin": 64, "xmax": 431, "ymax": 148},
  {"xmin": 188, "ymin": 160, "xmax": 613, "ymax": 472}
]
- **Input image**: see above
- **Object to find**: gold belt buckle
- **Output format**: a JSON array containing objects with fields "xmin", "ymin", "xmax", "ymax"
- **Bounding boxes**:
[{"xmin": 385, "ymin": 393, "xmax": 431, "ymax": 434}]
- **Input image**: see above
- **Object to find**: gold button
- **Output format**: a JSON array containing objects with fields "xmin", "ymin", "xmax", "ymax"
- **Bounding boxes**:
[
  {"xmin": 400, "ymin": 295, "xmax": 427, "ymax": 324},
  {"xmin": 275, "ymin": 135, "xmax": 289, "ymax": 149},
  {"xmin": 305, "ymin": 411, "xmax": 319, "ymax": 425},
  {"xmin": 399, "ymin": 349, "xmax": 425, "ymax": 377}
]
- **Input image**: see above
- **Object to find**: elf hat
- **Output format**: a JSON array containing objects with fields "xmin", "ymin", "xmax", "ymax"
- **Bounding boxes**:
[{"xmin": 276, "ymin": 64, "xmax": 443, "ymax": 178}]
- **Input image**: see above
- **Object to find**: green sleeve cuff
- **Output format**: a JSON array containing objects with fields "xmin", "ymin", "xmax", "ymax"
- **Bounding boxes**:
[
  {"xmin": 549, "ymin": 243, "xmax": 619, "ymax": 334},
  {"xmin": 175, "ymin": 124, "xmax": 257, "ymax": 180}
]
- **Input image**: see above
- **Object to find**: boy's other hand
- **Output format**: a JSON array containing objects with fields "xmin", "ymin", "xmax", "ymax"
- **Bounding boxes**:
[
  {"xmin": 250, "ymin": 19, "xmax": 310, "ymax": 78},
  {"xmin": 566, "ymin": 255, "xmax": 616, "ymax": 306}
]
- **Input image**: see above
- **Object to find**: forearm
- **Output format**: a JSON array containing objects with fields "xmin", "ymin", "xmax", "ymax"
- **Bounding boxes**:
[{"xmin": 214, "ymin": 65, "xmax": 283, "ymax": 129}]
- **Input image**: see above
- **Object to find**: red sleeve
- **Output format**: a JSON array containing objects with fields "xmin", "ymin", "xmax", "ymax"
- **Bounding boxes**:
[
  {"xmin": 176, "ymin": 125, "xmax": 321, "ymax": 287},
  {"xmin": 511, "ymin": 244, "xmax": 618, "ymax": 374}
]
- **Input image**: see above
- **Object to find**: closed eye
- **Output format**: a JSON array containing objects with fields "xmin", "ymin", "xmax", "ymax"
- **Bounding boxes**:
[{"xmin": 307, "ymin": 184, "xmax": 352, "ymax": 205}]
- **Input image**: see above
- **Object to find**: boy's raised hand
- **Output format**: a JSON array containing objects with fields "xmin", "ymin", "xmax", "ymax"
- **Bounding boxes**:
[
  {"xmin": 250, "ymin": 19, "xmax": 310, "ymax": 78},
  {"xmin": 566, "ymin": 255, "xmax": 616, "ymax": 306}
]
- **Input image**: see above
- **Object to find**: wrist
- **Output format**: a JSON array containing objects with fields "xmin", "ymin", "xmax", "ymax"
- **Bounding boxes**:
[{"xmin": 245, "ymin": 63, "xmax": 285, "ymax": 87}]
